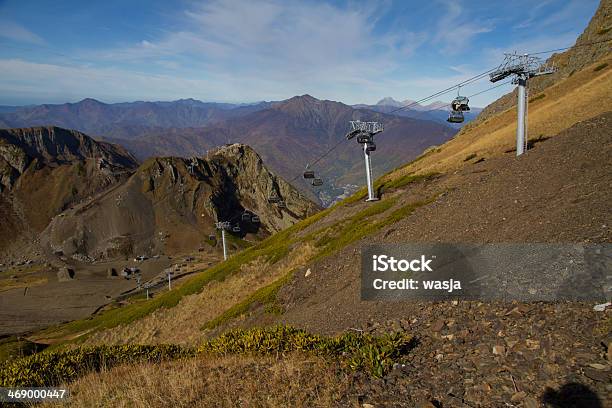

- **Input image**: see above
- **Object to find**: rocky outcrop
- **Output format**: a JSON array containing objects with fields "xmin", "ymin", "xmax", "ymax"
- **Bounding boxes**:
[
  {"xmin": 0, "ymin": 126, "xmax": 137, "ymax": 191},
  {"xmin": 0, "ymin": 127, "xmax": 139, "ymax": 259},
  {"xmin": 43, "ymin": 143, "xmax": 319, "ymax": 260}
]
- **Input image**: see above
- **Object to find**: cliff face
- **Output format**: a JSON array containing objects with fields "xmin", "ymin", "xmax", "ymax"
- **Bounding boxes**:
[
  {"xmin": 43, "ymin": 143, "xmax": 319, "ymax": 260},
  {"xmin": 474, "ymin": 0, "xmax": 611, "ymax": 123},
  {"xmin": 0, "ymin": 126, "xmax": 137, "ymax": 191},
  {"xmin": 0, "ymin": 127, "xmax": 137, "ymax": 257}
]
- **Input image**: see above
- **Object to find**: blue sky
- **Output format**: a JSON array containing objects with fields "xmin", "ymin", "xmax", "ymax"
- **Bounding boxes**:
[{"xmin": 0, "ymin": 0, "xmax": 599, "ymax": 106}]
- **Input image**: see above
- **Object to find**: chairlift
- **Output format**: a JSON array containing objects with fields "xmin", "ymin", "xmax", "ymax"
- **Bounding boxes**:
[
  {"xmin": 277, "ymin": 201, "xmax": 287, "ymax": 208},
  {"xmin": 251, "ymin": 215, "xmax": 260, "ymax": 223},
  {"xmin": 208, "ymin": 234, "xmax": 216, "ymax": 241},
  {"xmin": 366, "ymin": 142, "xmax": 376, "ymax": 152},
  {"xmin": 241, "ymin": 211, "xmax": 251, "ymax": 222},
  {"xmin": 451, "ymin": 86, "xmax": 470, "ymax": 111},
  {"xmin": 268, "ymin": 193, "xmax": 281, "ymax": 204},
  {"xmin": 451, "ymin": 96, "xmax": 470, "ymax": 112},
  {"xmin": 447, "ymin": 110, "xmax": 465, "ymax": 123},
  {"xmin": 303, "ymin": 164, "xmax": 315, "ymax": 179},
  {"xmin": 232, "ymin": 225, "xmax": 241, "ymax": 233},
  {"xmin": 312, "ymin": 178, "xmax": 323, "ymax": 187}
]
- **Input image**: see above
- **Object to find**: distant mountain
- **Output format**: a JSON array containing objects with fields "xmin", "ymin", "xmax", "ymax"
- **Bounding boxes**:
[
  {"xmin": 0, "ymin": 98, "xmax": 272, "ymax": 140},
  {"xmin": 107, "ymin": 95, "xmax": 457, "ymax": 205},
  {"xmin": 0, "ymin": 95, "xmax": 458, "ymax": 205},
  {"xmin": 376, "ymin": 97, "xmax": 405, "ymax": 108}
]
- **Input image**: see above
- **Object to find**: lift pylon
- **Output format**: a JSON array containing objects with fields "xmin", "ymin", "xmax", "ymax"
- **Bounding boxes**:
[
  {"xmin": 346, "ymin": 120, "xmax": 383, "ymax": 202},
  {"xmin": 490, "ymin": 52, "xmax": 555, "ymax": 156},
  {"xmin": 215, "ymin": 221, "xmax": 231, "ymax": 260}
]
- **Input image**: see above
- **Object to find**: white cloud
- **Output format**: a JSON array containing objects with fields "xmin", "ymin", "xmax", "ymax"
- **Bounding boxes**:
[
  {"xmin": 85, "ymin": 0, "xmax": 419, "ymax": 96},
  {"xmin": 0, "ymin": 20, "xmax": 44, "ymax": 45},
  {"xmin": 432, "ymin": 1, "xmax": 494, "ymax": 54}
]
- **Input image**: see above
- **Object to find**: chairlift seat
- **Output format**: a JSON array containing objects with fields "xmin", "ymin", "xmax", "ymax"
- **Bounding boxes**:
[
  {"xmin": 312, "ymin": 178, "xmax": 323, "ymax": 186},
  {"xmin": 232, "ymin": 226, "xmax": 241, "ymax": 233},
  {"xmin": 277, "ymin": 201, "xmax": 287, "ymax": 208},
  {"xmin": 241, "ymin": 212, "xmax": 251, "ymax": 222},
  {"xmin": 366, "ymin": 142, "xmax": 376, "ymax": 152},
  {"xmin": 303, "ymin": 170, "xmax": 315, "ymax": 179},
  {"xmin": 447, "ymin": 111, "xmax": 464, "ymax": 123},
  {"xmin": 451, "ymin": 96, "xmax": 470, "ymax": 112},
  {"xmin": 268, "ymin": 196, "xmax": 281, "ymax": 204},
  {"xmin": 251, "ymin": 215, "xmax": 260, "ymax": 223}
]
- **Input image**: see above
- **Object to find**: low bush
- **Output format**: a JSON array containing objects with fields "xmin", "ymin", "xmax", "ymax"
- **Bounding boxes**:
[
  {"xmin": 463, "ymin": 153, "xmax": 477, "ymax": 162},
  {"xmin": 198, "ymin": 326, "xmax": 415, "ymax": 378},
  {"xmin": 0, "ymin": 327, "xmax": 415, "ymax": 386},
  {"xmin": 594, "ymin": 62, "xmax": 608, "ymax": 72},
  {"xmin": 0, "ymin": 344, "xmax": 193, "ymax": 387},
  {"xmin": 529, "ymin": 93, "xmax": 546, "ymax": 103}
]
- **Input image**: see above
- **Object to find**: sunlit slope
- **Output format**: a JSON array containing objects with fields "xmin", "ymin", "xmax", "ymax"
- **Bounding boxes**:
[{"xmin": 393, "ymin": 56, "xmax": 611, "ymax": 176}]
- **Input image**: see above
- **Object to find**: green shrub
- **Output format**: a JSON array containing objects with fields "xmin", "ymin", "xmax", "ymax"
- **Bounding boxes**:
[
  {"xmin": 463, "ymin": 153, "xmax": 477, "ymax": 162},
  {"xmin": 0, "ymin": 344, "xmax": 194, "ymax": 387},
  {"xmin": 529, "ymin": 93, "xmax": 546, "ymax": 103},
  {"xmin": 594, "ymin": 62, "xmax": 608, "ymax": 72},
  {"xmin": 0, "ymin": 327, "xmax": 415, "ymax": 386},
  {"xmin": 198, "ymin": 326, "xmax": 415, "ymax": 378}
]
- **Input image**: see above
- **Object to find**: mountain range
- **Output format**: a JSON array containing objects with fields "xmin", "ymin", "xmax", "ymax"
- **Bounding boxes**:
[{"xmin": 0, "ymin": 95, "xmax": 458, "ymax": 205}]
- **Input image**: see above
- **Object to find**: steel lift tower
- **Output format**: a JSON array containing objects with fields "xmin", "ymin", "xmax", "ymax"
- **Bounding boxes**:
[
  {"xmin": 346, "ymin": 120, "xmax": 384, "ymax": 202},
  {"xmin": 490, "ymin": 53, "xmax": 555, "ymax": 156},
  {"xmin": 215, "ymin": 221, "xmax": 231, "ymax": 260}
]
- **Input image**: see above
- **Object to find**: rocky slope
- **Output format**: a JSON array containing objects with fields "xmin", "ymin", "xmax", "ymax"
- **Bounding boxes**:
[
  {"xmin": 43, "ymin": 143, "xmax": 319, "ymax": 260},
  {"xmin": 0, "ymin": 127, "xmax": 137, "ymax": 257}
]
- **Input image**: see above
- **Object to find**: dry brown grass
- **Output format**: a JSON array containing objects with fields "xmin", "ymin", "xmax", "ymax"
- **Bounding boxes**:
[
  {"xmin": 40, "ymin": 353, "xmax": 355, "ymax": 408},
  {"xmin": 0, "ymin": 264, "xmax": 48, "ymax": 292},
  {"xmin": 83, "ymin": 242, "xmax": 317, "ymax": 346},
  {"xmin": 390, "ymin": 55, "xmax": 612, "ymax": 179}
]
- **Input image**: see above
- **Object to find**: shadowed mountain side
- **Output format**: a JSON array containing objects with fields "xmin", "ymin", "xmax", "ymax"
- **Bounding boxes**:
[
  {"xmin": 0, "ymin": 126, "xmax": 138, "ymax": 258},
  {"xmin": 42, "ymin": 143, "xmax": 319, "ymax": 260}
]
